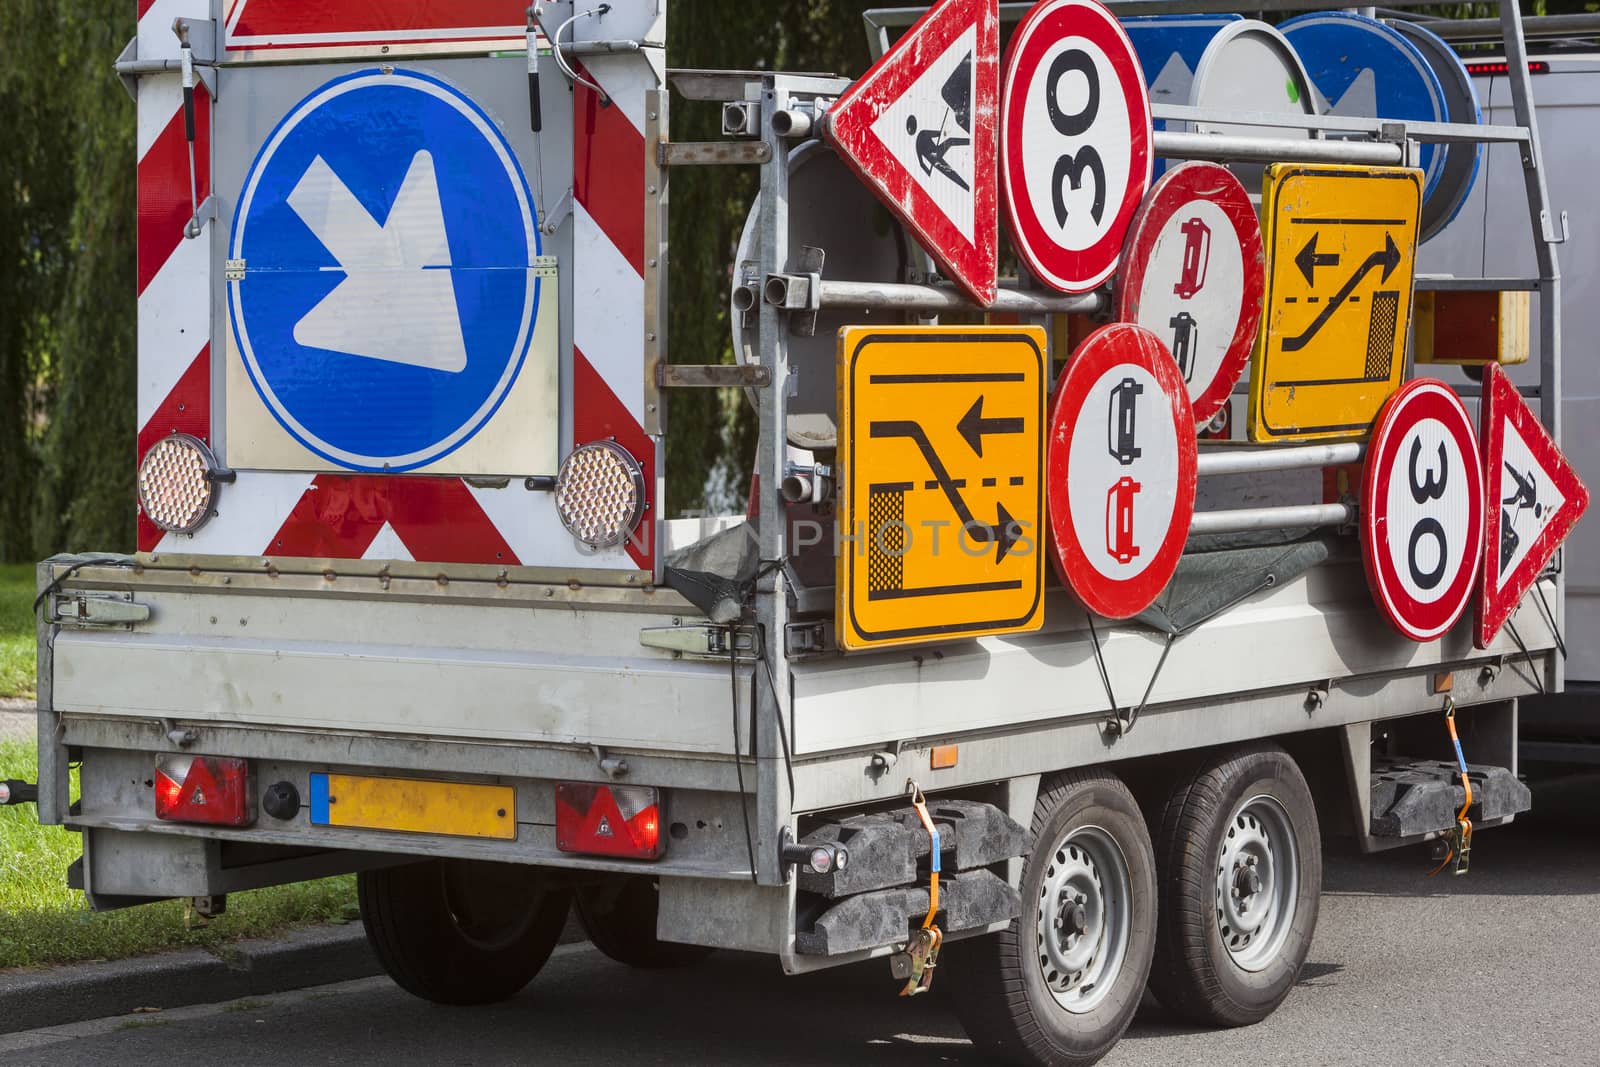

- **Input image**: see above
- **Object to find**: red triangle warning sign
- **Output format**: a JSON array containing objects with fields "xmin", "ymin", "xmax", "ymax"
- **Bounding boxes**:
[
  {"xmin": 1477, "ymin": 362, "xmax": 1589, "ymax": 648},
  {"xmin": 821, "ymin": 0, "xmax": 999, "ymax": 305}
]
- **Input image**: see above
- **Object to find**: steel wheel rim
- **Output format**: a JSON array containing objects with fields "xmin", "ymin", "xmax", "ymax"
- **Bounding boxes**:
[
  {"xmin": 1215, "ymin": 793, "xmax": 1298, "ymax": 972},
  {"xmin": 1036, "ymin": 825, "xmax": 1132, "ymax": 1013}
]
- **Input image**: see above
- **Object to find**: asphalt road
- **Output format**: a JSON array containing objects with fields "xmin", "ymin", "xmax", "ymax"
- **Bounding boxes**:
[{"xmin": 6, "ymin": 774, "xmax": 1600, "ymax": 1066}]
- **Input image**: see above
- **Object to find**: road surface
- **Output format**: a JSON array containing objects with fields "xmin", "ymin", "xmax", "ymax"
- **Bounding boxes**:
[{"xmin": 4, "ymin": 774, "xmax": 1598, "ymax": 1065}]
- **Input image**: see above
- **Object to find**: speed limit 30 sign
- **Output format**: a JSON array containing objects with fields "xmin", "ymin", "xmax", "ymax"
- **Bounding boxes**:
[
  {"xmin": 1001, "ymin": 0, "xmax": 1153, "ymax": 293},
  {"xmin": 1360, "ymin": 378, "xmax": 1485, "ymax": 642}
]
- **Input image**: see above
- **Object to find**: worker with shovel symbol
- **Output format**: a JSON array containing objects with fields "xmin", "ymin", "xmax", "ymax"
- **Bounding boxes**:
[{"xmin": 906, "ymin": 53, "xmax": 973, "ymax": 191}]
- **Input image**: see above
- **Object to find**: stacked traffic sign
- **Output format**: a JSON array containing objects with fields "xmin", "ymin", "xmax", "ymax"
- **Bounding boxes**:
[
  {"xmin": 821, "ymin": 0, "xmax": 1000, "ymax": 305},
  {"xmin": 1476, "ymin": 363, "xmax": 1590, "ymax": 648}
]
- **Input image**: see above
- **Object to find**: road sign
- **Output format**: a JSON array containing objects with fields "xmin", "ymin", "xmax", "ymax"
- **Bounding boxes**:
[
  {"xmin": 229, "ymin": 69, "xmax": 548, "ymax": 473},
  {"xmin": 1001, "ymin": 0, "xmax": 1152, "ymax": 293},
  {"xmin": 1047, "ymin": 323, "xmax": 1197, "ymax": 619},
  {"xmin": 1360, "ymin": 379, "xmax": 1484, "ymax": 642},
  {"xmin": 822, "ymin": 0, "xmax": 999, "ymax": 305},
  {"xmin": 837, "ymin": 326, "xmax": 1046, "ymax": 650},
  {"xmin": 1281, "ymin": 13, "xmax": 1448, "ymax": 202},
  {"xmin": 1187, "ymin": 20, "xmax": 1318, "ymax": 193},
  {"xmin": 1390, "ymin": 19, "xmax": 1483, "ymax": 243},
  {"xmin": 1120, "ymin": 14, "xmax": 1239, "ymax": 177},
  {"xmin": 1114, "ymin": 162, "xmax": 1264, "ymax": 427},
  {"xmin": 1477, "ymin": 363, "xmax": 1590, "ymax": 648},
  {"xmin": 1248, "ymin": 164, "xmax": 1422, "ymax": 443}
]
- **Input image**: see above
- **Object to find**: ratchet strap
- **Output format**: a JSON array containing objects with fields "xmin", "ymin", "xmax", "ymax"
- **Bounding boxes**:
[
  {"xmin": 1428, "ymin": 698, "xmax": 1474, "ymax": 877},
  {"xmin": 897, "ymin": 781, "xmax": 943, "ymax": 996}
]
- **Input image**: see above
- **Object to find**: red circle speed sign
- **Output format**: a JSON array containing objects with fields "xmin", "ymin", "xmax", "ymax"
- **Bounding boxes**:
[
  {"xmin": 1001, "ymin": 0, "xmax": 1153, "ymax": 294},
  {"xmin": 1361, "ymin": 379, "xmax": 1485, "ymax": 642},
  {"xmin": 1114, "ymin": 162, "xmax": 1265, "ymax": 428},
  {"xmin": 1048, "ymin": 323, "xmax": 1197, "ymax": 619}
]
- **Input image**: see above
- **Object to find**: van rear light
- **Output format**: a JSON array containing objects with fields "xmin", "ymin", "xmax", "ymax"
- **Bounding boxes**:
[
  {"xmin": 1464, "ymin": 60, "xmax": 1549, "ymax": 76},
  {"xmin": 555, "ymin": 783, "xmax": 663, "ymax": 859},
  {"xmin": 554, "ymin": 440, "xmax": 647, "ymax": 549},
  {"xmin": 137, "ymin": 434, "xmax": 233, "ymax": 534},
  {"xmin": 154, "ymin": 755, "xmax": 255, "ymax": 826}
]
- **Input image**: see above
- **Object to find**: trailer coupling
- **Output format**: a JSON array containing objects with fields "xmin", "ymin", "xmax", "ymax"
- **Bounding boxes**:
[{"xmin": 0, "ymin": 780, "xmax": 39, "ymax": 806}]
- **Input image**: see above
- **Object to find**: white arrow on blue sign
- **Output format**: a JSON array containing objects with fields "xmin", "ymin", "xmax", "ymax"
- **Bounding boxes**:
[{"xmin": 229, "ymin": 70, "xmax": 542, "ymax": 472}]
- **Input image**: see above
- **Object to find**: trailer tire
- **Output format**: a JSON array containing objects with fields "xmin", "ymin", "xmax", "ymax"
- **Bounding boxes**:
[
  {"xmin": 358, "ymin": 859, "xmax": 571, "ymax": 1006},
  {"xmin": 946, "ymin": 769, "xmax": 1157, "ymax": 1067},
  {"xmin": 575, "ymin": 877, "xmax": 714, "ymax": 969},
  {"xmin": 1147, "ymin": 744, "xmax": 1321, "ymax": 1027}
]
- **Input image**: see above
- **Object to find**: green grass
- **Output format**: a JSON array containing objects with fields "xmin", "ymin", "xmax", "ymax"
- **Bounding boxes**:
[
  {"xmin": 0, "ymin": 564, "xmax": 33, "ymax": 700},
  {"xmin": 0, "ymin": 738, "xmax": 359, "ymax": 970}
]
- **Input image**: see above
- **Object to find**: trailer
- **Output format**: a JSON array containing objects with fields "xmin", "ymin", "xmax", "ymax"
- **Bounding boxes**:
[{"xmin": 5, "ymin": 1, "xmax": 1585, "ymax": 1064}]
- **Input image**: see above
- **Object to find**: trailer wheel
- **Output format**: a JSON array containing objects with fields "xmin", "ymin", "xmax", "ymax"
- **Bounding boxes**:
[
  {"xmin": 947, "ymin": 770, "xmax": 1157, "ymax": 1067},
  {"xmin": 358, "ymin": 859, "xmax": 570, "ymax": 1005},
  {"xmin": 575, "ymin": 876, "xmax": 714, "ymax": 969},
  {"xmin": 1148, "ymin": 744, "xmax": 1321, "ymax": 1027}
]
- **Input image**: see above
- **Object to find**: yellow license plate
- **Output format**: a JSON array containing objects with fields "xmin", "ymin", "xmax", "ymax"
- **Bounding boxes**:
[{"xmin": 309, "ymin": 773, "xmax": 516, "ymax": 840}]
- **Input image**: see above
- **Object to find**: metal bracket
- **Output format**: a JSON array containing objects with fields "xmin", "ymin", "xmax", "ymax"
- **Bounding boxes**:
[
  {"xmin": 763, "ymin": 245, "xmax": 825, "ymax": 337},
  {"xmin": 657, "ymin": 364, "xmax": 772, "ymax": 389},
  {"xmin": 542, "ymin": 186, "xmax": 575, "ymax": 236},
  {"xmin": 113, "ymin": 18, "xmax": 218, "ymax": 101},
  {"xmin": 1305, "ymin": 680, "xmax": 1332, "ymax": 714},
  {"xmin": 224, "ymin": 259, "xmax": 247, "ymax": 282},
  {"xmin": 53, "ymin": 592, "xmax": 151, "ymax": 630},
  {"xmin": 590, "ymin": 745, "xmax": 630, "ymax": 779},
  {"xmin": 657, "ymin": 140, "xmax": 771, "ymax": 166},
  {"xmin": 1540, "ymin": 209, "xmax": 1570, "ymax": 245},
  {"xmin": 639, "ymin": 624, "xmax": 757, "ymax": 660},
  {"xmin": 1480, "ymin": 654, "xmax": 1507, "ymax": 687},
  {"xmin": 186, "ymin": 194, "xmax": 217, "ymax": 240},
  {"xmin": 721, "ymin": 100, "xmax": 761, "ymax": 138},
  {"xmin": 784, "ymin": 620, "xmax": 833, "ymax": 655}
]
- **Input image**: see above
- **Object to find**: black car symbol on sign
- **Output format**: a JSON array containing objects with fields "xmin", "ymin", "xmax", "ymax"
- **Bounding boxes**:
[
  {"xmin": 1108, "ymin": 377, "xmax": 1143, "ymax": 466},
  {"xmin": 1168, "ymin": 312, "xmax": 1198, "ymax": 383}
]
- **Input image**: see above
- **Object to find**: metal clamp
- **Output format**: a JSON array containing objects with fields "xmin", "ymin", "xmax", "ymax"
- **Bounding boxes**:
[{"xmin": 763, "ymin": 245, "xmax": 825, "ymax": 337}]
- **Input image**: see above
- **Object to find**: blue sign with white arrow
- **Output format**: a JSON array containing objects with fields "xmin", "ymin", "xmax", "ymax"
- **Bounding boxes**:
[
  {"xmin": 1280, "ymin": 13, "xmax": 1449, "ymax": 200},
  {"xmin": 229, "ymin": 70, "xmax": 541, "ymax": 472},
  {"xmin": 1120, "ymin": 15, "xmax": 1241, "ymax": 176}
]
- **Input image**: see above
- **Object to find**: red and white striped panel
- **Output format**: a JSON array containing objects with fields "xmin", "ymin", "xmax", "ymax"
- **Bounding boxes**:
[
  {"xmin": 137, "ymin": 2, "xmax": 663, "ymax": 576},
  {"xmin": 223, "ymin": 0, "xmax": 527, "ymax": 54}
]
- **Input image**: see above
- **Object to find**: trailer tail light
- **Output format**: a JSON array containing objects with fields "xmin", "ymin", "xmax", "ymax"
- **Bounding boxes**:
[
  {"xmin": 137, "ymin": 433, "xmax": 233, "ymax": 534},
  {"xmin": 555, "ymin": 783, "xmax": 663, "ymax": 859},
  {"xmin": 555, "ymin": 440, "xmax": 647, "ymax": 550},
  {"xmin": 1464, "ymin": 60, "xmax": 1549, "ymax": 77},
  {"xmin": 154, "ymin": 755, "xmax": 255, "ymax": 826}
]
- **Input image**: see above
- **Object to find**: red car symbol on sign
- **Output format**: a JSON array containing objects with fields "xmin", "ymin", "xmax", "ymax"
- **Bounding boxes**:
[
  {"xmin": 1174, "ymin": 216, "xmax": 1211, "ymax": 299},
  {"xmin": 1106, "ymin": 475, "xmax": 1141, "ymax": 564}
]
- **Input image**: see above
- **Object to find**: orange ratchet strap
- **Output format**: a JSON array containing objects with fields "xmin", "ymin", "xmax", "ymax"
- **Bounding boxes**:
[
  {"xmin": 897, "ymin": 781, "xmax": 943, "ymax": 996},
  {"xmin": 1429, "ymin": 698, "xmax": 1474, "ymax": 877}
]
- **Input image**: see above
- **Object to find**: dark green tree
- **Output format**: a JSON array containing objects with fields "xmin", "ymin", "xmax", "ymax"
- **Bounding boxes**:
[{"xmin": 663, "ymin": 0, "xmax": 880, "ymax": 516}]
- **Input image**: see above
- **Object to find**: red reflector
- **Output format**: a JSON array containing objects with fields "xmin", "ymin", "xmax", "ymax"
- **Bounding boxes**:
[
  {"xmin": 1464, "ymin": 60, "xmax": 1549, "ymax": 76},
  {"xmin": 154, "ymin": 755, "xmax": 255, "ymax": 826},
  {"xmin": 555, "ymin": 783, "xmax": 663, "ymax": 859}
]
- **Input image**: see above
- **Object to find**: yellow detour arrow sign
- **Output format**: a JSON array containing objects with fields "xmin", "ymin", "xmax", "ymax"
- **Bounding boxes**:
[
  {"xmin": 1248, "ymin": 164, "xmax": 1422, "ymax": 442},
  {"xmin": 837, "ymin": 326, "xmax": 1046, "ymax": 650}
]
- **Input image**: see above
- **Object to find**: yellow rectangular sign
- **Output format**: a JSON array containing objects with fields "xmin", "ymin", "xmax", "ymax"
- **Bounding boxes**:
[
  {"xmin": 315, "ymin": 774, "xmax": 516, "ymax": 840},
  {"xmin": 1248, "ymin": 164, "xmax": 1422, "ymax": 442},
  {"xmin": 837, "ymin": 326, "xmax": 1046, "ymax": 650}
]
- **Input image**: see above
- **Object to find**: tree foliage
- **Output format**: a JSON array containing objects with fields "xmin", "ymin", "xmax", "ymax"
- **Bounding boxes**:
[
  {"xmin": 0, "ymin": 1, "xmax": 136, "ymax": 561},
  {"xmin": 663, "ymin": 1, "xmax": 880, "ymax": 515}
]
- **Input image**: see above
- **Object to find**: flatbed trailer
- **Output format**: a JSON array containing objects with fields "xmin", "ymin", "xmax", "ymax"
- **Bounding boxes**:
[{"xmin": 8, "ymin": 1, "xmax": 1580, "ymax": 1063}]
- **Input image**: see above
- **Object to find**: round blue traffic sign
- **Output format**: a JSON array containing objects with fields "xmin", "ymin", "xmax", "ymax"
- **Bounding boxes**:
[
  {"xmin": 1281, "ymin": 13, "xmax": 1449, "ymax": 200},
  {"xmin": 229, "ymin": 70, "xmax": 541, "ymax": 471}
]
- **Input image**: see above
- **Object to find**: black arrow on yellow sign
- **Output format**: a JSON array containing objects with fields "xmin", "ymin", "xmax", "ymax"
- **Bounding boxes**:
[
  {"xmin": 1282, "ymin": 232, "xmax": 1403, "ymax": 353},
  {"xmin": 957, "ymin": 395, "xmax": 1025, "ymax": 457},
  {"xmin": 1294, "ymin": 232, "xmax": 1340, "ymax": 286},
  {"xmin": 870, "ymin": 419, "xmax": 1023, "ymax": 563}
]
